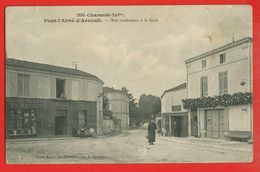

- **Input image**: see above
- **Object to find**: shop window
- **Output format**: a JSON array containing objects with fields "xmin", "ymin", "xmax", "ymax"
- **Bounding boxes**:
[
  {"xmin": 18, "ymin": 74, "xmax": 30, "ymax": 97},
  {"xmin": 219, "ymin": 71, "xmax": 228, "ymax": 95},
  {"xmin": 56, "ymin": 78, "xmax": 66, "ymax": 98},
  {"xmin": 9, "ymin": 109, "xmax": 37, "ymax": 136},
  {"xmin": 200, "ymin": 76, "xmax": 208, "ymax": 97}
]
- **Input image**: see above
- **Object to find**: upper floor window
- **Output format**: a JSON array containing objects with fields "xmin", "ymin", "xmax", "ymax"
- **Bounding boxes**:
[
  {"xmin": 202, "ymin": 59, "xmax": 207, "ymax": 69},
  {"xmin": 56, "ymin": 78, "xmax": 65, "ymax": 98},
  {"xmin": 220, "ymin": 53, "xmax": 226, "ymax": 64},
  {"xmin": 200, "ymin": 76, "xmax": 208, "ymax": 97},
  {"xmin": 18, "ymin": 74, "xmax": 30, "ymax": 97},
  {"xmin": 219, "ymin": 71, "xmax": 228, "ymax": 95}
]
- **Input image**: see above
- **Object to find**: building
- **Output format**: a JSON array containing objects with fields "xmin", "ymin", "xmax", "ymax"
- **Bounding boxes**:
[
  {"xmin": 184, "ymin": 37, "xmax": 253, "ymax": 140},
  {"xmin": 103, "ymin": 87, "xmax": 129, "ymax": 129},
  {"xmin": 6, "ymin": 58, "xmax": 104, "ymax": 138},
  {"xmin": 161, "ymin": 83, "xmax": 188, "ymax": 137}
]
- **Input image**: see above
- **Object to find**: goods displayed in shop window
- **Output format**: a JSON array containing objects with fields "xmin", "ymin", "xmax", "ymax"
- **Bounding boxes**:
[{"xmin": 9, "ymin": 109, "xmax": 37, "ymax": 136}]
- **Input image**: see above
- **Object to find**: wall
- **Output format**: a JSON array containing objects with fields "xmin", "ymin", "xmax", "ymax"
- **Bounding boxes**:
[
  {"xmin": 6, "ymin": 67, "xmax": 103, "ymax": 102},
  {"xmin": 187, "ymin": 42, "xmax": 251, "ymax": 99},
  {"xmin": 106, "ymin": 92, "xmax": 129, "ymax": 129},
  {"xmin": 161, "ymin": 88, "xmax": 187, "ymax": 114},
  {"xmin": 229, "ymin": 105, "xmax": 251, "ymax": 131},
  {"xmin": 100, "ymin": 119, "xmax": 114, "ymax": 135}
]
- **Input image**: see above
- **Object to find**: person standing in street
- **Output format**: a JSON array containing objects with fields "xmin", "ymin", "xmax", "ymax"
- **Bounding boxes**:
[{"xmin": 147, "ymin": 118, "xmax": 157, "ymax": 145}]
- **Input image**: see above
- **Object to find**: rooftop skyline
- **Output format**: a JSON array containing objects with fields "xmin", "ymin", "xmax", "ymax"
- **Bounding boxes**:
[{"xmin": 6, "ymin": 5, "xmax": 252, "ymax": 99}]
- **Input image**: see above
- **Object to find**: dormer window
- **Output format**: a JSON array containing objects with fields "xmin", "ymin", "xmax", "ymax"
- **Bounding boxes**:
[
  {"xmin": 220, "ymin": 53, "xmax": 226, "ymax": 64},
  {"xmin": 202, "ymin": 59, "xmax": 207, "ymax": 69}
]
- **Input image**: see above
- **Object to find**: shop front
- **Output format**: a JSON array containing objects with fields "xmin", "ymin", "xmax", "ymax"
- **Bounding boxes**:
[
  {"xmin": 162, "ymin": 112, "xmax": 188, "ymax": 137},
  {"xmin": 6, "ymin": 97, "xmax": 97, "ymax": 138}
]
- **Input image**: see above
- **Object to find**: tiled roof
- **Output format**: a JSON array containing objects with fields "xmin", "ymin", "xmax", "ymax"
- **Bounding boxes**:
[
  {"xmin": 185, "ymin": 37, "xmax": 252, "ymax": 64},
  {"xmin": 161, "ymin": 83, "xmax": 186, "ymax": 98},
  {"xmin": 6, "ymin": 58, "xmax": 104, "ymax": 84}
]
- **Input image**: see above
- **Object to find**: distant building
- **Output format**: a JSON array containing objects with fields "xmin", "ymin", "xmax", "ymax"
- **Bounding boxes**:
[
  {"xmin": 161, "ymin": 83, "xmax": 188, "ymax": 137},
  {"xmin": 6, "ymin": 58, "xmax": 104, "ymax": 138},
  {"xmin": 184, "ymin": 37, "xmax": 253, "ymax": 140},
  {"xmin": 103, "ymin": 87, "xmax": 129, "ymax": 129}
]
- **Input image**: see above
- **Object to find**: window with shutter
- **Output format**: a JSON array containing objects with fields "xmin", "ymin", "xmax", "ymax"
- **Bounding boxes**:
[
  {"xmin": 17, "ymin": 74, "xmax": 30, "ymax": 97},
  {"xmin": 200, "ymin": 76, "xmax": 208, "ymax": 97},
  {"xmin": 219, "ymin": 71, "xmax": 228, "ymax": 95}
]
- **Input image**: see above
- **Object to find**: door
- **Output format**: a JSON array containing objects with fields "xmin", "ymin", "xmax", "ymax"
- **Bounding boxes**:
[
  {"xmin": 206, "ymin": 110, "xmax": 213, "ymax": 138},
  {"xmin": 181, "ymin": 116, "xmax": 188, "ymax": 137},
  {"xmin": 206, "ymin": 109, "xmax": 227, "ymax": 139},
  {"xmin": 212, "ymin": 113, "xmax": 219, "ymax": 138},
  {"xmin": 175, "ymin": 116, "xmax": 182, "ymax": 137},
  {"xmin": 55, "ymin": 110, "xmax": 67, "ymax": 135}
]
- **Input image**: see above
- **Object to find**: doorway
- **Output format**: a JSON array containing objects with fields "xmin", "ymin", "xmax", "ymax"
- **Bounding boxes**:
[
  {"xmin": 206, "ymin": 109, "xmax": 228, "ymax": 139},
  {"xmin": 170, "ymin": 115, "xmax": 188, "ymax": 137},
  {"xmin": 55, "ymin": 110, "xmax": 67, "ymax": 135}
]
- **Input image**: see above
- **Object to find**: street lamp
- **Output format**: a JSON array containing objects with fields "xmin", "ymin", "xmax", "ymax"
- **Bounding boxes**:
[{"xmin": 240, "ymin": 79, "xmax": 250, "ymax": 87}]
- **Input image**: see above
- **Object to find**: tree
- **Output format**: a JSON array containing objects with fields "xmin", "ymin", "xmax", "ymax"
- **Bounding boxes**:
[
  {"xmin": 102, "ymin": 94, "xmax": 113, "ymax": 119},
  {"xmin": 121, "ymin": 86, "xmax": 140, "ymax": 127},
  {"xmin": 138, "ymin": 94, "xmax": 161, "ymax": 122}
]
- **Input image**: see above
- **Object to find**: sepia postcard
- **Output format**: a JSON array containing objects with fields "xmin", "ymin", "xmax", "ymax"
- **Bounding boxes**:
[{"xmin": 5, "ymin": 5, "xmax": 253, "ymax": 164}]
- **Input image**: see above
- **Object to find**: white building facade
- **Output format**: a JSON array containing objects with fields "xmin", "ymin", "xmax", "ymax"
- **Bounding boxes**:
[
  {"xmin": 161, "ymin": 83, "xmax": 188, "ymax": 137},
  {"xmin": 184, "ymin": 37, "xmax": 253, "ymax": 140},
  {"xmin": 103, "ymin": 87, "xmax": 130, "ymax": 129},
  {"xmin": 6, "ymin": 58, "xmax": 104, "ymax": 137}
]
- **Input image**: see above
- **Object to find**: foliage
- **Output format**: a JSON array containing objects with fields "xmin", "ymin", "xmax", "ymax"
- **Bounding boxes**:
[
  {"xmin": 102, "ymin": 94, "xmax": 113, "ymax": 119},
  {"xmin": 182, "ymin": 92, "xmax": 252, "ymax": 110},
  {"xmin": 121, "ymin": 86, "xmax": 139, "ymax": 126},
  {"xmin": 138, "ymin": 94, "xmax": 161, "ymax": 122}
]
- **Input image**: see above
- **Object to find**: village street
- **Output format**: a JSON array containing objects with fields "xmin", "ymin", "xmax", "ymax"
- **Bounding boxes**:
[{"xmin": 6, "ymin": 129, "xmax": 252, "ymax": 164}]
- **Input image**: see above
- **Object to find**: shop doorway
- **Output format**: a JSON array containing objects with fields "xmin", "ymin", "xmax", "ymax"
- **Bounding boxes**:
[
  {"xmin": 170, "ymin": 115, "xmax": 188, "ymax": 137},
  {"xmin": 191, "ymin": 110, "xmax": 198, "ymax": 137},
  {"xmin": 55, "ymin": 110, "xmax": 67, "ymax": 135},
  {"xmin": 206, "ymin": 109, "xmax": 228, "ymax": 139}
]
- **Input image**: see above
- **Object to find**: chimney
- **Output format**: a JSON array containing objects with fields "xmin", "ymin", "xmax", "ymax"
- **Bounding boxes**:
[{"xmin": 73, "ymin": 61, "xmax": 78, "ymax": 70}]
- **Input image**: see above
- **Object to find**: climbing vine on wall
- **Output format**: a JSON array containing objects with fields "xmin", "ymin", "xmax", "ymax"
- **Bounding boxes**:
[{"xmin": 182, "ymin": 92, "xmax": 252, "ymax": 110}]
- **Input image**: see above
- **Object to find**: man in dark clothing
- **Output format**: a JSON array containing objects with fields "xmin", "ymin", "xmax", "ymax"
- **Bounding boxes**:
[{"xmin": 148, "ymin": 119, "xmax": 157, "ymax": 145}]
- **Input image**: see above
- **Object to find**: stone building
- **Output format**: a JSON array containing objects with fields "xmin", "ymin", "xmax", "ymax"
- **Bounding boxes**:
[
  {"xmin": 184, "ymin": 37, "xmax": 252, "ymax": 140},
  {"xmin": 6, "ymin": 58, "xmax": 104, "ymax": 138},
  {"xmin": 103, "ymin": 87, "xmax": 129, "ymax": 129},
  {"xmin": 161, "ymin": 83, "xmax": 188, "ymax": 137}
]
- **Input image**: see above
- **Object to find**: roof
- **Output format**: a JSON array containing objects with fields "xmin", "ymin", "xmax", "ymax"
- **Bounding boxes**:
[
  {"xmin": 6, "ymin": 58, "xmax": 104, "ymax": 84},
  {"xmin": 185, "ymin": 37, "xmax": 252, "ymax": 64},
  {"xmin": 103, "ymin": 87, "xmax": 126, "ymax": 95},
  {"xmin": 161, "ymin": 83, "xmax": 186, "ymax": 98}
]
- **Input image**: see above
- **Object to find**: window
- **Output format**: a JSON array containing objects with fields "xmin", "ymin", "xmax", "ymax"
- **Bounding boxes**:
[
  {"xmin": 202, "ymin": 60, "xmax": 207, "ymax": 69},
  {"xmin": 56, "ymin": 79, "xmax": 65, "ymax": 98},
  {"xmin": 9, "ymin": 109, "xmax": 37, "ymax": 135},
  {"xmin": 172, "ymin": 105, "xmax": 181, "ymax": 112},
  {"xmin": 18, "ymin": 74, "xmax": 30, "ymax": 97},
  {"xmin": 79, "ymin": 111, "xmax": 87, "ymax": 128},
  {"xmin": 200, "ymin": 76, "xmax": 208, "ymax": 97},
  {"xmin": 219, "ymin": 71, "xmax": 228, "ymax": 95},
  {"xmin": 220, "ymin": 53, "xmax": 226, "ymax": 64}
]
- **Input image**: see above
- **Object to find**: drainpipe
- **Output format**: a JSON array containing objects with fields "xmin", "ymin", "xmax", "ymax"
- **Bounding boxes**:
[{"xmin": 186, "ymin": 63, "xmax": 191, "ymax": 136}]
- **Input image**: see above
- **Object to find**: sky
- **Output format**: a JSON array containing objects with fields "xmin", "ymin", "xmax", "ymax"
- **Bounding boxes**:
[{"xmin": 5, "ymin": 5, "xmax": 252, "ymax": 100}]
